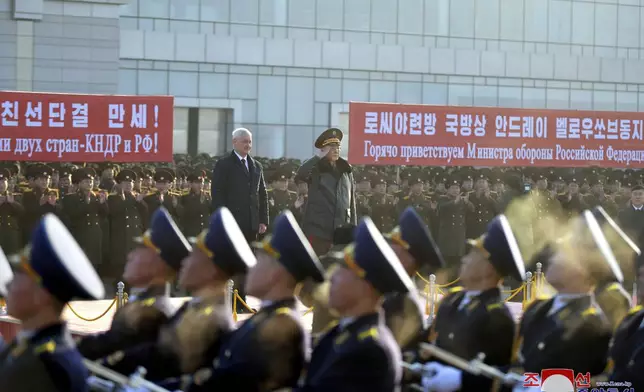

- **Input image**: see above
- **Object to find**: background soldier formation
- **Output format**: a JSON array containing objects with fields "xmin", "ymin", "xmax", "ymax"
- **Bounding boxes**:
[{"xmin": 2, "ymin": 157, "xmax": 644, "ymax": 290}]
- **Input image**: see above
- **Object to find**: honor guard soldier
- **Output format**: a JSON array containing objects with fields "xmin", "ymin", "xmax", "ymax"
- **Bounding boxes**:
[
  {"xmin": 416, "ymin": 214, "xmax": 525, "ymax": 392},
  {"xmin": 21, "ymin": 164, "xmax": 59, "ymax": 246},
  {"xmin": 436, "ymin": 176, "xmax": 475, "ymax": 281},
  {"xmin": 186, "ymin": 210, "xmax": 325, "ymax": 392},
  {"xmin": 57, "ymin": 166, "xmax": 73, "ymax": 201},
  {"xmin": 383, "ymin": 207, "xmax": 445, "ymax": 353},
  {"xmin": 398, "ymin": 176, "xmax": 433, "ymax": 226},
  {"xmin": 466, "ymin": 170, "xmax": 499, "ymax": 239},
  {"xmin": 508, "ymin": 210, "xmax": 616, "ymax": 392},
  {"xmin": 79, "ymin": 207, "xmax": 187, "ymax": 361},
  {"xmin": 98, "ymin": 163, "xmax": 118, "ymax": 192},
  {"xmin": 0, "ymin": 213, "xmax": 105, "ymax": 392},
  {"xmin": 179, "ymin": 171, "xmax": 212, "ymax": 238},
  {"xmin": 0, "ymin": 168, "xmax": 24, "ymax": 255},
  {"xmin": 590, "ymin": 206, "xmax": 636, "ymax": 330},
  {"xmin": 267, "ymin": 168, "xmax": 298, "ymax": 232},
  {"xmin": 607, "ymin": 253, "xmax": 644, "ymax": 390},
  {"xmin": 558, "ymin": 174, "xmax": 587, "ymax": 219},
  {"xmin": 370, "ymin": 177, "xmax": 397, "ymax": 233},
  {"xmin": 106, "ymin": 170, "xmax": 148, "ymax": 289},
  {"xmin": 584, "ymin": 175, "xmax": 619, "ymax": 217},
  {"xmin": 355, "ymin": 173, "xmax": 372, "ymax": 220},
  {"xmin": 296, "ymin": 217, "xmax": 413, "ymax": 392},
  {"xmin": 105, "ymin": 207, "xmax": 255, "ymax": 386},
  {"xmin": 62, "ymin": 168, "xmax": 108, "ymax": 267},
  {"xmin": 144, "ymin": 169, "xmax": 180, "ymax": 222}
]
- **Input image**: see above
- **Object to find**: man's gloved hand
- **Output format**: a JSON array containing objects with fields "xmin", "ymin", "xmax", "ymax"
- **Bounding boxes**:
[{"xmin": 420, "ymin": 362, "xmax": 463, "ymax": 392}]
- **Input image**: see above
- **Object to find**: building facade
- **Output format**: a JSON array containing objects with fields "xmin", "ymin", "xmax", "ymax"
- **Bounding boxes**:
[{"xmin": 1, "ymin": 0, "xmax": 644, "ymax": 160}]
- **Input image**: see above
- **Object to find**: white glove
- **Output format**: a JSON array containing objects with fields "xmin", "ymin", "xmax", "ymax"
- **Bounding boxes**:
[{"xmin": 421, "ymin": 362, "xmax": 462, "ymax": 392}]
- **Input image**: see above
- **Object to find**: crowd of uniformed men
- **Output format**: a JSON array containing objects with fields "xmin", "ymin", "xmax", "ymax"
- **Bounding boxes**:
[
  {"xmin": 1, "ymin": 156, "xmax": 644, "ymax": 289},
  {"xmin": 2, "ymin": 148, "xmax": 644, "ymax": 391}
]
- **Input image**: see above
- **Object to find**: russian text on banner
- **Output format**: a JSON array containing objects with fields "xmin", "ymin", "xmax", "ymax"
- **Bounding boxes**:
[
  {"xmin": 0, "ymin": 91, "xmax": 174, "ymax": 162},
  {"xmin": 348, "ymin": 101, "xmax": 644, "ymax": 168}
]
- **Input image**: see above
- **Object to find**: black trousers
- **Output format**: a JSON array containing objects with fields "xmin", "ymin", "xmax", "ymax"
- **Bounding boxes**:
[{"xmin": 234, "ymin": 230, "xmax": 257, "ymax": 311}]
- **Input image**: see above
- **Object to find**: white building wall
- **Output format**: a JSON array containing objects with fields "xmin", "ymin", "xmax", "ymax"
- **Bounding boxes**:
[{"xmin": 46, "ymin": 0, "xmax": 644, "ymax": 158}]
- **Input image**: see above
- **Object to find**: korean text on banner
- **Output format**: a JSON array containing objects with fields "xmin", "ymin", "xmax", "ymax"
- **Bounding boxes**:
[
  {"xmin": 0, "ymin": 91, "xmax": 174, "ymax": 163},
  {"xmin": 348, "ymin": 101, "xmax": 644, "ymax": 168}
]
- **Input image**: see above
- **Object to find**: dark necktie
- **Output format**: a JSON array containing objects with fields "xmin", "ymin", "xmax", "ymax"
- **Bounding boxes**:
[{"xmin": 241, "ymin": 158, "xmax": 249, "ymax": 174}]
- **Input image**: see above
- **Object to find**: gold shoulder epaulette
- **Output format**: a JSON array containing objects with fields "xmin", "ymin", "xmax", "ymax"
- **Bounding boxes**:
[
  {"xmin": 141, "ymin": 298, "xmax": 156, "ymax": 306},
  {"xmin": 267, "ymin": 188, "xmax": 273, "ymax": 192},
  {"xmin": 605, "ymin": 282, "xmax": 622, "ymax": 292},
  {"xmin": 628, "ymin": 305, "xmax": 643, "ymax": 315},
  {"xmin": 274, "ymin": 307, "xmax": 292, "ymax": 316},
  {"xmin": 486, "ymin": 302, "xmax": 503, "ymax": 311},
  {"xmin": 403, "ymin": 195, "xmax": 410, "ymax": 200},
  {"xmin": 448, "ymin": 286, "xmax": 464, "ymax": 294},
  {"xmin": 34, "ymin": 340, "xmax": 56, "ymax": 355},
  {"xmin": 358, "ymin": 326, "xmax": 378, "ymax": 341},
  {"xmin": 582, "ymin": 307, "xmax": 599, "ymax": 317}
]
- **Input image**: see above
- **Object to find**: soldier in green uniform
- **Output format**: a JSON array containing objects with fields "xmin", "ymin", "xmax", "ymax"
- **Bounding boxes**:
[
  {"xmin": 62, "ymin": 167, "xmax": 108, "ymax": 267},
  {"xmin": 144, "ymin": 169, "xmax": 180, "ymax": 223},
  {"xmin": 179, "ymin": 171, "xmax": 212, "ymax": 238},
  {"xmin": 398, "ymin": 176, "xmax": 433, "ymax": 227},
  {"xmin": 558, "ymin": 174, "xmax": 587, "ymax": 219},
  {"xmin": 20, "ymin": 164, "xmax": 59, "ymax": 247},
  {"xmin": 466, "ymin": 170, "xmax": 499, "ymax": 239},
  {"xmin": 436, "ymin": 176, "xmax": 474, "ymax": 281},
  {"xmin": 614, "ymin": 175, "xmax": 634, "ymax": 208},
  {"xmin": 107, "ymin": 170, "xmax": 148, "ymax": 292},
  {"xmin": 583, "ymin": 175, "xmax": 619, "ymax": 217},
  {"xmin": 267, "ymin": 167, "xmax": 297, "ymax": 231},
  {"xmin": 370, "ymin": 177, "xmax": 397, "ymax": 233},
  {"xmin": 0, "ymin": 168, "xmax": 23, "ymax": 255},
  {"xmin": 355, "ymin": 173, "xmax": 372, "ymax": 220}
]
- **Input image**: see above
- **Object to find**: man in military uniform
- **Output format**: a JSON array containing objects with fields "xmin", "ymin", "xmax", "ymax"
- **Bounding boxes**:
[
  {"xmin": 185, "ymin": 210, "xmax": 325, "ymax": 391},
  {"xmin": 179, "ymin": 171, "xmax": 212, "ymax": 238},
  {"xmin": 79, "ymin": 208, "xmax": 187, "ymax": 363},
  {"xmin": 383, "ymin": 207, "xmax": 445, "ymax": 354},
  {"xmin": 436, "ymin": 176, "xmax": 474, "ymax": 282},
  {"xmin": 107, "ymin": 170, "xmax": 148, "ymax": 292},
  {"xmin": 0, "ymin": 213, "xmax": 105, "ymax": 392},
  {"xmin": 293, "ymin": 181, "xmax": 308, "ymax": 223},
  {"xmin": 20, "ymin": 164, "xmax": 59, "ymax": 247},
  {"xmin": 62, "ymin": 167, "xmax": 108, "ymax": 267},
  {"xmin": 415, "ymin": 214, "xmax": 525, "ymax": 392},
  {"xmin": 267, "ymin": 167, "xmax": 297, "ymax": 231},
  {"xmin": 295, "ymin": 217, "xmax": 413, "ymax": 391},
  {"xmin": 466, "ymin": 170, "xmax": 499, "ymax": 239},
  {"xmin": 507, "ymin": 211, "xmax": 614, "ymax": 390},
  {"xmin": 104, "ymin": 207, "xmax": 254, "ymax": 387},
  {"xmin": 98, "ymin": 163, "xmax": 118, "ymax": 192},
  {"xmin": 558, "ymin": 174, "xmax": 587, "ymax": 219},
  {"xmin": 144, "ymin": 169, "xmax": 180, "ymax": 222},
  {"xmin": 0, "ymin": 168, "xmax": 23, "ymax": 255},
  {"xmin": 355, "ymin": 173, "xmax": 372, "ymax": 220},
  {"xmin": 584, "ymin": 176, "xmax": 619, "ymax": 217},
  {"xmin": 608, "ymin": 253, "xmax": 644, "ymax": 390},
  {"xmin": 370, "ymin": 177, "xmax": 397, "ymax": 233},
  {"xmin": 398, "ymin": 176, "xmax": 433, "ymax": 227}
]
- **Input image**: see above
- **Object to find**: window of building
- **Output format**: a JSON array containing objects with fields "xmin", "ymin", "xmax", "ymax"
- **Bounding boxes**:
[
  {"xmin": 173, "ymin": 107, "xmax": 189, "ymax": 154},
  {"xmin": 198, "ymin": 108, "xmax": 228, "ymax": 156}
]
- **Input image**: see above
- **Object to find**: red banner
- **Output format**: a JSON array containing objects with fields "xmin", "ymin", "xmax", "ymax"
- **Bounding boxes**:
[
  {"xmin": 0, "ymin": 91, "xmax": 174, "ymax": 162},
  {"xmin": 348, "ymin": 102, "xmax": 644, "ymax": 168}
]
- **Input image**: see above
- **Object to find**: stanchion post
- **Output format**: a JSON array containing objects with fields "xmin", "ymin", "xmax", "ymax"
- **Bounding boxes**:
[
  {"xmin": 116, "ymin": 281, "xmax": 125, "ymax": 310},
  {"xmin": 428, "ymin": 274, "xmax": 437, "ymax": 324},
  {"xmin": 226, "ymin": 279, "xmax": 234, "ymax": 311},
  {"xmin": 525, "ymin": 272, "xmax": 533, "ymax": 303},
  {"xmin": 535, "ymin": 262, "xmax": 542, "ymax": 297}
]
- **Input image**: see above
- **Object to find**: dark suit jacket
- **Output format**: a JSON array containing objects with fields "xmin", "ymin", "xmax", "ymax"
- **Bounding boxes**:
[{"xmin": 211, "ymin": 151, "xmax": 268, "ymax": 235}]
